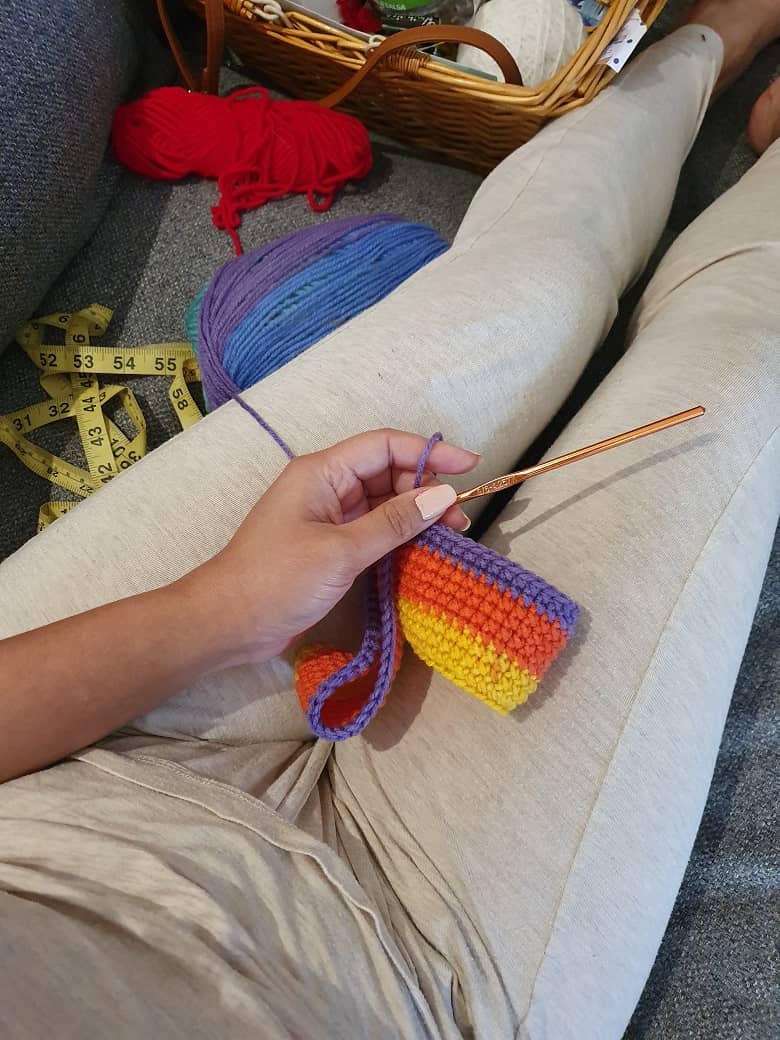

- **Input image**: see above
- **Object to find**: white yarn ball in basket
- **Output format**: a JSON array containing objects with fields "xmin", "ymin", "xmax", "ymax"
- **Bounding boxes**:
[{"xmin": 458, "ymin": 0, "xmax": 586, "ymax": 88}]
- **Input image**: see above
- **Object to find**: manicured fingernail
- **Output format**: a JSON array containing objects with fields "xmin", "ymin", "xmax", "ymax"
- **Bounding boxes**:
[
  {"xmin": 415, "ymin": 484, "xmax": 457, "ymax": 520},
  {"xmin": 458, "ymin": 513, "xmax": 472, "ymax": 532}
]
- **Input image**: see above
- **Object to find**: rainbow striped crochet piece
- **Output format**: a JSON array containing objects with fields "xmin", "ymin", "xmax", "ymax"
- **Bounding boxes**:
[
  {"xmin": 295, "ymin": 525, "xmax": 579, "ymax": 738},
  {"xmin": 396, "ymin": 525, "xmax": 578, "ymax": 713}
]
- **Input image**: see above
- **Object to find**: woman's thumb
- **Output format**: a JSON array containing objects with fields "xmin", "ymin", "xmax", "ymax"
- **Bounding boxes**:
[{"xmin": 347, "ymin": 484, "xmax": 457, "ymax": 569}]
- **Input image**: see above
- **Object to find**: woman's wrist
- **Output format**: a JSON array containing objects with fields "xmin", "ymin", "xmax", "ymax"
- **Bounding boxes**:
[{"xmin": 176, "ymin": 556, "xmax": 277, "ymax": 671}]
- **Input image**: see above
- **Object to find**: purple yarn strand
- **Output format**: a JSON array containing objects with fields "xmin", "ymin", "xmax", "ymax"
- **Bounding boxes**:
[
  {"xmin": 414, "ymin": 432, "xmax": 443, "ymax": 489},
  {"xmin": 233, "ymin": 393, "xmax": 295, "ymax": 461}
]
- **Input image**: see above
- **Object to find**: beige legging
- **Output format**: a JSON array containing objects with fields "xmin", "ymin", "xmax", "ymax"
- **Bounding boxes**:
[{"xmin": 1, "ymin": 24, "xmax": 778, "ymax": 1039}]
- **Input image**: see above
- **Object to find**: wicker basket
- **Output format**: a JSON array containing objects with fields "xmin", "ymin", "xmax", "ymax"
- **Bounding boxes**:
[{"xmin": 176, "ymin": 0, "xmax": 666, "ymax": 172}]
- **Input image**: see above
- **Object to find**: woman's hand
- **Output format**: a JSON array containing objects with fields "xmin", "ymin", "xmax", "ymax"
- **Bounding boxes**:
[
  {"xmin": 0, "ymin": 429, "xmax": 477, "ymax": 782},
  {"xmin": 200, "ymin": 429, "xmax": 479, "ymax": 665}
]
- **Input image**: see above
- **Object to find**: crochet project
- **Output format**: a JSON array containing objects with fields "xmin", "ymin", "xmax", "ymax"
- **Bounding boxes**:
[
  {"xmin": 295, "ymin": 435, "xmax": 579, "ymax": 738},
  {"xmin": 189, "ymin": 220, "xmax": 580, "ymax": 739}
]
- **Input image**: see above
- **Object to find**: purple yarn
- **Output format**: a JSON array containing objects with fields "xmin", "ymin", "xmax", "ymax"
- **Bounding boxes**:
[
  {"xmin": 233, "ymin": 392, "xmax": 294, "ymax": 461},
  {"xmin": 414, "ymin": 432, "xmax": 443, "ymax": 489}
]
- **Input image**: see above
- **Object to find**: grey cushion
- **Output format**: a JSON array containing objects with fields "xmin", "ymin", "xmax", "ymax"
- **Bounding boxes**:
[{"xmin": 0, "ymin": 0, "xmax": 143, "ymax": 353}]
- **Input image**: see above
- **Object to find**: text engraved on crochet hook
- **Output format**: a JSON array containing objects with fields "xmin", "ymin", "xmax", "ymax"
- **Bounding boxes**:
[{"xmin": 454, "ymin": 406, "xmax": 706, "ymax": 504}]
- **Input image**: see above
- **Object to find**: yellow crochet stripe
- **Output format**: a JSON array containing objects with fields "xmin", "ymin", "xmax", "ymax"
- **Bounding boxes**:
[{"xmin": 398, "ymin": 599, "xmax": 539, "ymax": 714}]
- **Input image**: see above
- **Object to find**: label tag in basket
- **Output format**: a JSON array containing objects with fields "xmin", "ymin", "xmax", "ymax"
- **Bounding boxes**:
[{"xmin": 597, "ymin": 8, "xmax": 647, "ymax": 74}]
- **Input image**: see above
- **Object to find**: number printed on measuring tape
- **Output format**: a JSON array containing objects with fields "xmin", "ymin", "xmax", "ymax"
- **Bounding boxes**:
[{"xmin": 2, "ymin": 306, "xmax": 204, "ymax": 522}]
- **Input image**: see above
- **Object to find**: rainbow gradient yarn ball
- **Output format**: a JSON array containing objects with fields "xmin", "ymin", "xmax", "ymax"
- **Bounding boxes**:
[{"xmin": 187, "ymin": 214, "xmax": 448, "ymax": 410}]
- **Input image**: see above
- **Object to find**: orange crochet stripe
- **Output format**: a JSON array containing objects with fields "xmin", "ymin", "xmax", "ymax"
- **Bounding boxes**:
[
  {"xmin": 295, "ymin": 635, "xmax": 404, "ymax": 730},
  {"xmin": 396, "ymin": 542, "xmax": 567, "ymax": 677}
]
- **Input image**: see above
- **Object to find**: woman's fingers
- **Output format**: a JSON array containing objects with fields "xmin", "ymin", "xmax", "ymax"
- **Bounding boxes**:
[
  {"xmin": 362, "ymin": 472, "xmax": 471, "ymax": 531},
  {"xmin": 344, "ymin": 483, "xmax": 459, "ymax": 571},
  {"xmin": 279, "ymin": 430, "xmax": 477, "ymax": 530},
  {"xmin": 316, "ymin": 429, "xmax": 479, "ymax": 499}
]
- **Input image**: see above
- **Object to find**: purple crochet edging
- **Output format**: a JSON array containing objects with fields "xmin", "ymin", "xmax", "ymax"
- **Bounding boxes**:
[
  {"xmin": 305, "ymin": 431, "xmax": 441, "ymax": 740},
  {"xmin": 305, "ymin": 554, "xmax": 398, "ymax": 740},
  {"xmin": 415, "ymin": 524, "xmax": 579, "ymax": 636}
]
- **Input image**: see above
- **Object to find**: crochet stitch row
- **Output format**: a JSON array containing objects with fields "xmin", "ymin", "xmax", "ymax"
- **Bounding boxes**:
[
  {"xmin": 295, "ymin": 520, "xmax": 579, "ymax": 730},
  {"xmin": 396, "ymin": 525, "xmax": 577, "ymax": 713}
]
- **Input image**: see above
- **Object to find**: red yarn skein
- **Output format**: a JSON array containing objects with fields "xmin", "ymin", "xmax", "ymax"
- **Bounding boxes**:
[{"xmin": 111, "ymin": 86, "xmax": 373, "ymax": 254}]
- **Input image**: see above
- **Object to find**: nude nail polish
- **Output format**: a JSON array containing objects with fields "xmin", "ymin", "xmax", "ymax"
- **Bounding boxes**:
[{"xmin": 415, "ymin": 484, "xmax": 457, "ymax": 520}]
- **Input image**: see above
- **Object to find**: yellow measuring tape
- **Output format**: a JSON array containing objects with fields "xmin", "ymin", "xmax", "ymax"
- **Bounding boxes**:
[{"xmin": 1, "ymin": 305, "xmax": 202, "ymax": 531}]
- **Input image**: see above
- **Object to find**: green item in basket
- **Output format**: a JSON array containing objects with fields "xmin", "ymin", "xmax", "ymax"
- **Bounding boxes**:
[{"xmin": 374, "ymin": 0, "xmax": 480, "ymax": 31}]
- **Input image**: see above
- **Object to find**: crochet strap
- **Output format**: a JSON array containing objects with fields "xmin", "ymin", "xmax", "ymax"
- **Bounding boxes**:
[
  {"xmin": 301, "ymin": 433, "xmax": 443, "ymax": 740},
  {"xmin": 303, "ymin": 557, "xmax": 402, "ymax": 739}
]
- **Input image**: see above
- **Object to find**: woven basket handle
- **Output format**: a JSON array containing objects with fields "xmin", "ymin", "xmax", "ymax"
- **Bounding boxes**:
[
  {"xmin": 156, "ymin": 0, "xmax": 225, "ymax": 93},
  {"xmin": 156, "ymin": 2, "xmax": 522, "ymax": 97},
  {"xmin": 321, "ymin": 25, "xmax": 523, "ymax": 108}
]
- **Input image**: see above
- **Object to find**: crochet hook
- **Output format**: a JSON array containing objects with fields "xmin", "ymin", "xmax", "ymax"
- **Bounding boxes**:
[{"xmin": 454, "ymin": 405, "xmax": 705, "ymax": 504}]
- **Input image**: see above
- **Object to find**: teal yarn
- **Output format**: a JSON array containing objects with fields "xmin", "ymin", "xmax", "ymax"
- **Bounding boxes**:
[
  {"xmin": 185, "ymin": 285, "xmax": 206, "ymax": 352},
  {"xmin": 189, "ymin": 215, "xmax": 448, "ymax": 410}
]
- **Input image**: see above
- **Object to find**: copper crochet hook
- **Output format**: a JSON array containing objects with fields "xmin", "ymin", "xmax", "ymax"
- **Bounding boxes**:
[{"xmin": 454, "ymin": 406, "xmax": 705, "ymax": 505}]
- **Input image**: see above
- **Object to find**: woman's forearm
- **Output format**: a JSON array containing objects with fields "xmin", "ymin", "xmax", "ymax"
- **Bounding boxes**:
[
  {"xmin": 0, "ymin": 566, "xmax": 240, "ymax": 783},
  {"xmin": 0, "ymin": 432, "xmax": 476, "ymax": 784}
]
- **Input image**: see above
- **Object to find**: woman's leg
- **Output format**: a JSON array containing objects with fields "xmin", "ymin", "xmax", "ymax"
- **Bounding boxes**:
[
  {"xmin": 331, "ymin": 140, "xmax": 780, "ymax": 1038},
  {"xmin": 0, "ymin": 28, "xmax": 722, "ymax": 755}
]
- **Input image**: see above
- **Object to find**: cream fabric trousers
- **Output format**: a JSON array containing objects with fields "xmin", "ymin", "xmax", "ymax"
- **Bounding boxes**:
[{"xmin": 1, "ymin": 25, "xmax": 779, "ymax": 1040}]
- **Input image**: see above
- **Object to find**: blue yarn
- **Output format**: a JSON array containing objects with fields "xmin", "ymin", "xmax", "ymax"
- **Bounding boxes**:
[
  {"xmin": 191, "ymin": 217, "xmax": 448, "ymax": 407},
  {"xmin": 224, "ymin": 221, "xmax": 445, "ymax": 390}
]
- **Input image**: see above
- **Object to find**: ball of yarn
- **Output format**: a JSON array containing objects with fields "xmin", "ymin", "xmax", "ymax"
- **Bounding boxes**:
[
  {"xmin": 458, "ymin": 0, "xmax": 585, "ymax": 87},
  {"xmin": 112, "ymin": 86, "xmax": 373, "ymax": 254},
  {"xmin": 189, "ymin": 214, "xmax": 448, "ymax": 410}
]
